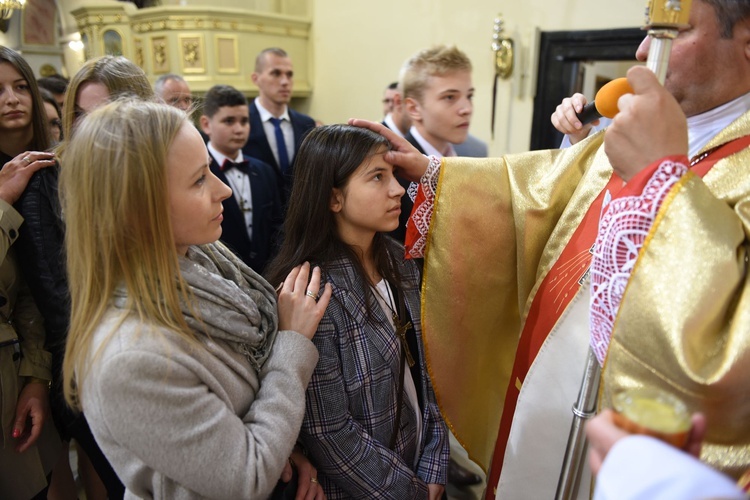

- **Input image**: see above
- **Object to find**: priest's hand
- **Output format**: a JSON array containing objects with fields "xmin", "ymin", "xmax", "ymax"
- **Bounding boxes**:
[
  {"xmin": 348, "ymin": 119, "xmax": 429, "ymax": 182},
  {"xmin": 604, "ymin": 66, "xmax": 687, "ymax": 182}
]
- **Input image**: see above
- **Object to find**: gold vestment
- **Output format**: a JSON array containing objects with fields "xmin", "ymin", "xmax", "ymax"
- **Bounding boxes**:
[
  {"xmin": 422, "ymin": 133, "xmax": 611, "ymax": 470},
  {"xmin": 602, "ymin": 111, "xmax": 750, "ymax": 479},
  {"xmin": 424, "ymin": 110, "xmax": 750, "ymax": 479}
]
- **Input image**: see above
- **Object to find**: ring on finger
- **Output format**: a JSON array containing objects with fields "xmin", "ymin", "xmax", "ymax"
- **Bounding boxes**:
[
  {"xmin": 305, "ymin": 290, "xmax": 319, "ymax": 301},
  {"xmin": 310, "ymin": 477, "xmax": 318, "ymax": 484},
  {"xmin": 22, "ymin": 156, "xmax": 31, "ymax": 164}
]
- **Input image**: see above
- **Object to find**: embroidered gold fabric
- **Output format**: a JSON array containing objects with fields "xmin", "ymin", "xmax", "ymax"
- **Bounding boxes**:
[
  {"xmin": 421, "ymin": 132, "xmax": 612, "ymax": 470},
  {"xmin": 602, "ymin": 112, "xmax": 750, "ymax": 479}
]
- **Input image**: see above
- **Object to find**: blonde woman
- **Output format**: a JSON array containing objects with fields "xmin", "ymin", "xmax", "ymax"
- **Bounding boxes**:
[
  {"xmin": 16, "ymin": 55, "xmax": 156, "ymax": 499},
  {"xmin": 60, "ymin": 98, "xmax": 331, "ymax": 499}
]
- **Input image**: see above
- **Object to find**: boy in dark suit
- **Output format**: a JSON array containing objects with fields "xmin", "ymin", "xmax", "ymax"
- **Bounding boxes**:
[{"xmin": 200, "ymin": 85, "xmax": 282, "ymax": 274}]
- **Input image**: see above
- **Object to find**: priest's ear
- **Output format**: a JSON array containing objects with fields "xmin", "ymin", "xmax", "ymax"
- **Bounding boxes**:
[{"xmin": 740, "ymin": 15, "xmax": 750, "ymax": 63}]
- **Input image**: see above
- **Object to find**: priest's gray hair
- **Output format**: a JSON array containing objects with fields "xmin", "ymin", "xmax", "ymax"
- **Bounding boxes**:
[{"xmin": 702, "ymin": 0, "xmax": 750, "ymax": 38}]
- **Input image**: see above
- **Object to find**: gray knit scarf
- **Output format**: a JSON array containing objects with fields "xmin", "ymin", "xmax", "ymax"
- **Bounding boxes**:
[{"xmin": 178, "ymin": 242, "xmax": 278, "ymax": 371}]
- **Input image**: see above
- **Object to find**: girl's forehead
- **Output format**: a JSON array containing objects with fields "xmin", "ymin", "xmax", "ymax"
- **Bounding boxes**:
[
  {"xmin": 355, "ymin": 151, "xmax": 391, "ymax": 172},
  {"xmin": 0, "ymin": 61, "xmax": 23, "ymax": 80}
]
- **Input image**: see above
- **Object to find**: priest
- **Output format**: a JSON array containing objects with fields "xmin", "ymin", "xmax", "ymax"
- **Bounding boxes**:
[{"xmin": 352, "ymin": 0, "xmax": 750, "ymax": 498}]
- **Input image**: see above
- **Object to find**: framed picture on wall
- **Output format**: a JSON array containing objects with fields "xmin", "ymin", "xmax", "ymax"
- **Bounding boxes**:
[
  {"xmin": 103, "ymin": 29, "xmax": 124, "ymax": 57},
  {"xmin": 22, "ymin": 0, "xmax": 56, "ymax": 47},
  {"xmin": 179, "ymin": 34, "xmax": 206, "ymax": 74}
]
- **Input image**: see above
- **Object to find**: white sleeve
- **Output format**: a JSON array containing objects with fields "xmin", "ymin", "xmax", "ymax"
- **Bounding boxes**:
[
  {"xmin": 559, "ymin": 119, "xmax": 611, "ymax": 149},
  {"xmin": 594, "ymin": 435, "xmax": 744, "ymax": 500}
]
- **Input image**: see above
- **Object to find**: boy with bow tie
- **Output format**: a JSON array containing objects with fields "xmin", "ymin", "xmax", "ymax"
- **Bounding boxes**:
[{"xmin": 201, "ymin": 84, "xmax": 282, "ymax": 273}]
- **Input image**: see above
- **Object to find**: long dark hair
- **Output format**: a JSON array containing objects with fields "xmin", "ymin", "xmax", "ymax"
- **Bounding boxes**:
[
  {"xmin": 265, "ymin": 124, "xmax": 403, "ymax": 308},
  {"xmin": 0, "ymin": 46, "xmax": 51, "ymax": 152}
]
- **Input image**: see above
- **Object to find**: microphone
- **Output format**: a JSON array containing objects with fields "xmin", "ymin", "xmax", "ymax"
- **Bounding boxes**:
[{"xmin": 575, "ymin": 77, "xmax": 634, "ymax": 125}]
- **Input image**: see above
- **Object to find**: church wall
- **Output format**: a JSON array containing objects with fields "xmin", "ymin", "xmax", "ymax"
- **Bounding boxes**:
[
  {"xmin": 159, "ymin": 0, "xmax": 310, "ymax": 17},
  {"xmin": 4, "ymin": 0, "xmax": 647, "ymax": 155},
  {"xmin": 308, "ymin": 0, "xmax": 645, "ymax": 155}
]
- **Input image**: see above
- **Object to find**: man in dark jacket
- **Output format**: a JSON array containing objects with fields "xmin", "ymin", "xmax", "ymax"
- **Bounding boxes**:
[{"xmin": 242, "ymin": 47, "xmax": 316, "ymax": 205}]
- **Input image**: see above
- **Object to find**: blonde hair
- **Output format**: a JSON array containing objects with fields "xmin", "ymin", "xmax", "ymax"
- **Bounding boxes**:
[
  {"xmin": 61, "ymin": 56, "xmax": 153, "ymax": 145},
  {"xmin": 60, "ymin": 99, "xmax": 193, "ymax": 410},
  {"xmin": 399, "ymin": 45, "xmax": 472, "ymax": 104}
]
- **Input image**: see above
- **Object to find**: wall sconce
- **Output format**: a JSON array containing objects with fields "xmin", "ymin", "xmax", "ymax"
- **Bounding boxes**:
[
  {"xmin": 0, "ymin": 0, "xmax": 26, "ymax": 33},
  {"xmin": 492, "ymin": 14, "xmax": 514, "ymax": 80},
  {"xmin": 491, "ymin": 14, "xmax": 514, "ymax": 138},
  {"xmin": 0, "ymin": 0, "xmax": 25, "ymax": 20}
]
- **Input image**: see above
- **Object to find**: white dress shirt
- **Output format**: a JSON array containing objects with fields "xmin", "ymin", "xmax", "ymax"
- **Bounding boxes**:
[
  {"xmin": 254, "ymin": 98, "xmax": 296, "ymax": 166},
  {"xmin": 408, "ymin": 126, "xmax": 457, "ymax": 158},
  {"xmin": 208, "ymin": 143, "xmax": 253, "ymax": 240},
  {"xmin": 384, "ymin": 113, "xmax": 405, "ymax": 138}
]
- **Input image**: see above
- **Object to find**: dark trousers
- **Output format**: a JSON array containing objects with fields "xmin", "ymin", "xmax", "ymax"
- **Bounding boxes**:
[{"xmin": 50, "ymin": 352, "xmax": 125, "ymax": 500}]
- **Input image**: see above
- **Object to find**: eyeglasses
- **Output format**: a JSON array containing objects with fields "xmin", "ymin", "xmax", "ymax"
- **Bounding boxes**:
[{"xmin": 169, "ymin": 96, "xmax": 193, "ymax": 110}]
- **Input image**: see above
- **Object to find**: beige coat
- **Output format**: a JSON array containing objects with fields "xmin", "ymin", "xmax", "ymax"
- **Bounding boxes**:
[
  {"xmin": 81, "ymin": 306, "xmax": 319, "ymax": 499},
  {"xmin": 0, "ymin": 198, "xmax": 60, "ymax": 500}
]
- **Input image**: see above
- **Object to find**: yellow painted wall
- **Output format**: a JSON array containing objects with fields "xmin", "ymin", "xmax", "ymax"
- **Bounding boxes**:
[
  {"xmin": 25, "ymin": 0, "xmax": 647, "ymax": 154},
  {"xmin": 308, "ymin": 0, "xmax": 645, "ymax": 154}
]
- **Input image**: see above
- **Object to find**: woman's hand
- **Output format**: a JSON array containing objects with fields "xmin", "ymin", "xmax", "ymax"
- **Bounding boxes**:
[
  {"xmin": 277, "ymin": 262, "xmax": 332, "ymax": 340},
  {"xmin": 12, "ymin": 378, "xmax": 50, "ymax": 453},
  {"xmin": 283, "ymin": 448, "xmax": 326, "ymax": 500},
  {"xmin": 348, "ymin": 119, "xmax": 429, "ymax": 182},
  {"xmin": 427, "ymin": 483, "xmax": 445, "ymax": 500},
  {"xmin": 0, "ymin": 151, "xmax": 55, "ymax": 205}
]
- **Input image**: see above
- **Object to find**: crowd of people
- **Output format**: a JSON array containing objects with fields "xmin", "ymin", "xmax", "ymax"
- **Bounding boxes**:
[
  {"xmin": 0, "ymin": 43, "xmax": 450, "ymax": 500},
  {"xmin": 1, "ymin": 0, "xmax": 749, "ymax": 498}
]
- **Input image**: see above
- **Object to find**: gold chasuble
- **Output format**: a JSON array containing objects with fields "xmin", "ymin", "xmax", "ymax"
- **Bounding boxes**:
[
  {"xmin": 602, "ymin": 111, "xmax": 750, "ymax": 480},
  {"xmin": 421, "ymin": 132, "xmax": 612, "ymax": 486},
  {"xmin": 422, "ymin": 109, "xmax": 750, "ymax": 499}
]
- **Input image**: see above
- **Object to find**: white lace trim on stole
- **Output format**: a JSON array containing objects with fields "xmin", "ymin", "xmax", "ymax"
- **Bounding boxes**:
[
  {"xmin": 589, "ymin": 160, "xmax": 689, "ymax": 365},
  {"xmin": 408, "ymin": 155, "xmax": 441, "ymax": 259}
]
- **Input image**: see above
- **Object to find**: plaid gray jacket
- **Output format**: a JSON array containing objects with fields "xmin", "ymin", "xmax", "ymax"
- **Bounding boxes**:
[{"xmin": 299, "ymin": 243, "xmax": 449, "ymax": 499}]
